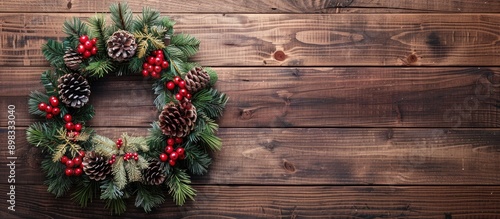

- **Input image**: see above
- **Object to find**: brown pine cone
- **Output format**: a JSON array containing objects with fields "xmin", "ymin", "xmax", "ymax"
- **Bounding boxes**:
[
  {"xmin": 143, "ymin": 160, "xmax": 166, "ymax": 185},
  {"xmin": 158, "ymin": 103, "xmax": 197, "ymax": 137},
  {"xmin": 184, "ymin": 67, "xmax": 210, "ymax": 94},
  {"xmin": 107, "ymin": 30, "xmax": 137, "ymax": 62},
  {"xmin": 63, "ymin": 49, "xmax": 83, "ymax": 70},
  {"xmin": 57, "ymin": 73, "xmax": 91, "ymax": 108},
  {"xmin": 82, "ymin": 151, "xmax": 112, "ymax": 181}
]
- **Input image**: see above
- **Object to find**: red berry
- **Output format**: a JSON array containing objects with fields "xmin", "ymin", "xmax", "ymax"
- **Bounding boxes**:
[
  {"xmin": 46, "ymin": 113, "xmax": 54, "ymax": 119},
  {"xmin": 150, "ymin": 71, "xmax": 159, "ymax": 79},
  {"xmin": 84, "ymin": 41, "xmax": 93, "ymax": 50},
  {"xmin": 147, "ymin": 56, "xmax": 155, "ymax": 65},
  {"xmin": 112, "ymin": 154, "xmax": 116, "ymax": 159},
  {"xmin": 179, "ymin": 154, "xmax": 186, "ymax": 160},
  {"xmin": 175, "ymin": 137, "xmax": 183, "ymax": 144},
  {"xmin": 173, "ymin": 76, "xmax": 181, "ymax": 85},
  {"xmin": 73, "ymin": 131, "xmax": 80, "ymax": 138},
  {"xmin": 133, "ymin": 152, "xmax": 138, "ymax": 157},
  {"xmin": 45, "ymin": 105, "xmax": 53, "ymax": 113},
  {"xmin": 79, "ymin": 150, "xmax": 86, "ymax": 157},
  {"xmin": 83, "ymin": 51, "xmax": 91, "ymax": 58},
  {"xmin": 167, "ymin": 138, "xmax": 175, "ymax": 146},
  {"xmin": 155, "ymin": 57, "xmax": 162, "ymax": 66},
  {"xmin": 49, "ymin": 96, "xmax": 59, "ymax": 107},
  {"xmin": 165, "ymin": 146, "xmax": 174, "ymax": 154},
  {"xmin": 74, "ymin": 123, "xmax": 82, "ymax": 132},
  {"xmin": 143, "ymin": 63, "xmax": 150, "ymax": 69},
  {"xmin": 108, "ymin": 160, "xmax": 114, "ymax": 164},
  {"xmin": 166, "ymin": 81, "xmax": 175, "ymax": 90},
  {"xmin": 91, "ymin": 38, "xmax": 97, "ymax": 45},
  {"xmin": 156, "ymin": 52, "xmax": 164, "ymax": 60},
  {"xmin": 61, "ymin": 156, "xmax": 69, "ymax": 164},
  {"xmin": 170, "ymin": 152, "xmax": 178, "ymax": 161},
  {"xmin": 73, "ymin": 157, "xmax": 82, "ymax": 166},
  {"xmin": 38, "ymin": 102, "xmax": 48, "ymax": 111},
  {"xmin": 142, "ymin": 69, "xmax": 149, "ymax": 77},
  {"xmin": 169, "ymin": 160, "xmax": 176, "ymax": 166},
  {"xmin": 175, "ymin": 93, "xmax": 183, "ymax": 101},
  {"xmin": 63, "ymin": 114, "xmax": 72, "ymax": 122},
  {"xmin": 65, "ymin": 168, "xmax": 74, "ymax": 176},
  {"xmin": 74, "ymin": 167, "xmax": 83, "ymax": 176},
  {"xmin": 154, "ymin": 65, "xmax": 162, "ymax": 73},
  {"xmin": 176, "ymin": 147, "xmax": 185, "ymax": 156},
  {"xmin": 179, "ymin": 88, "xmax": 188, "ymax": 97},
  {"xmin": 147, "ymin": 65, "xmax": 154, "ymax": 73},
  {"xmin": 65, "ymin": 122, "xmax": 74, "ymax": 131},
  {"xmin": 91, "ymin": 46, "xmax": 97, "ymax": 55},
  {"xmin": 79, "ymin": 35, "xmax": 89, "ymax": 44},
  {"xmin": 178, "ymin": 80, "xmax": 186, "ymax": 89},
  {"xmin": 161, "ymin": 60, "xmax": 169, "ymax": 69},
  {"xmin": 186, "ymin": 93, "xmax": 192, "ymax": 99},
  {"xmin": 134, "ymin": 157, "xmax": 138, "ymax": 161},
  {"xmin": 65, "ymin": 160, "xmax": 74, "ymax": 168},
  {"xmin": 159, "ymin": 153, "xmax": 168, "ymax": 162},
  {"xmin": 52, "ymin": 107, "xmax": 60, "ymax": 115},
  {"xmin": 77, "ymin": 44, "xmax": 86, "ymax": 54}
]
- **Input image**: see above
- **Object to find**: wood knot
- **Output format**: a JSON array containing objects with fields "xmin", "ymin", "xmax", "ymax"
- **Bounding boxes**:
[
  {"xmin": 240, "ymin": 109, "xmax": 253, "ymax": 120},
  {"xmin": 283, "ymin": 160, "xmax": 296, "ymax": 172},
  {"xmin": 67, "ymin": 0, "xmax": 72, "ymax": 9},
  {"xmin": 273, "ymin": 51, "xmax": 287, "ymax": 61},
  {"xmin": 407, "ymin": 54, "xmax": 418, "ymax": 63}
]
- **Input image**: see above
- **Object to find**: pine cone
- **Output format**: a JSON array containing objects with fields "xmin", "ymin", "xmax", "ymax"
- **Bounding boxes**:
[
  {"xmin": 106, "ymin": 30, "xmax": 137, "ymax": 62},
  {"xmin": 82, "ymin": 151, "xmax": 112, "ymax": 181},
  {"xmin": 143, "ymin": 160, "xmax": 166, "ymax": 185},
  {"xmin": 185, "ymin": 67, "xmax": 210, "ymax": 94},
  {"xmin": 63, "ymin": 49, "xmax": 82, "ymax": 70},
  {"xmin": 57, "ymin": 73, "xmax": 91, "ymax": 108},
  {"xmin": 159, "ymin": 103, "xmax": 197, "ymax": 137}
]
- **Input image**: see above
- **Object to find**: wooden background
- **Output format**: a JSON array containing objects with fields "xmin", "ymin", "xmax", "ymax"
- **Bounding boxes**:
[{"xmin": 1, "ymin": 0, "xmax": 500, "ymax": 218}]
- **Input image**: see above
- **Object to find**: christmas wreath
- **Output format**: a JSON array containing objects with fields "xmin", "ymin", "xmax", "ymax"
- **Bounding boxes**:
[{"xmin": 26, "ymin": 2, "xmax": 227, "ymax": 214}]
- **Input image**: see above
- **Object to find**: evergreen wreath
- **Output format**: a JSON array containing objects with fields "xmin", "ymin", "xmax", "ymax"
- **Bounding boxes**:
[{"xmin": 26, "ymin": 2, "xmax": 227, "ymax": 214}]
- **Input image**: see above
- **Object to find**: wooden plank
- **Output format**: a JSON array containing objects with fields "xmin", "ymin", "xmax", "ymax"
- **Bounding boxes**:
[
  {"xmin": 1, "ymin": 0, "xmax": 500, "ymax": 13},
  {"xmin": 1, "ymin": 67, "xmax": 499, "ymax": 128},
  {"xmin": 1, "ymin": 185, "xmax": 500, "ymax": 218},
  {"xmin": 1, "ymin": 13, "xmax": 500, "ymax": 67},
  {"xmin": 2, "ymin": 127, "xmax": 500, "ymax": 185}
]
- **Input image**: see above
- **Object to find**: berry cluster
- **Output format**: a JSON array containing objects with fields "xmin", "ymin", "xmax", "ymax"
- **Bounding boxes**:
[
  {"xmin": 142, "ymin": 50, "xmax": 169, "ymax": 79},
  {"xmin": 123, "ymin": 152, "xmax": 139, "ymax": 161},
  {"xmin": 159, "ymin": 137, "xmax": 186, "ymax": 166},
  {"xmin": 62, "ymin": 150, "xmax": 86, "ymax": 177},
  {"xmin": 166, "ymin": 76, "xmax": 193, "ymax": 109},
  {"xmin": 63, "ymin": 114, "xmax": 83, "ymax": 138},
  {"xmin": 116, "ymin": 138, "xmax": 123, "ymax": 149},
  {"xmin": 38, "ymin": 96, "xmax": 61, "ymax": 119},
  {"xmin": 109, "ymin": 154, "xmax": 117, "ymax": 165},
  {"xmin": 77, "ymin": 35, "xmax": 98, "ymax": 59}
]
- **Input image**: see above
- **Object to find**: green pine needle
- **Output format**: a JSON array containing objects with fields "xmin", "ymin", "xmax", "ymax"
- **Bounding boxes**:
[
  {"xmin": 146, "ymin": 122, "xmax": 166, "ymax": 158},
  {"xmin": 105, "ymin": 198, "xmax": 127, "ymax": 215},
  {"xmin": 86, "ymin": 14, "xmax": 109, "ymax": 56},
  {"xmin": 184, "ymin": 143, "xmax": 212, "ymax": 175},
  {"xmin": 109, "ymin": 2, "xmax": 133, "ymax": 31},
  {"xmin": 40, "ymin": 70, "xmax": 59, "ymax": 96},
  {"xmin": 71, "ymin": 177, "xmax": 99, "ymax": 208},
  {"xmin": 41, "ymin": 158, "xmax": 72, "ymax": 197},
  {"xmin": 170, "ymin": 33, "xmax": 200, "ymax": 58},
  {"xmin": 28, "ymin": 91, "xmax": 49, "ymax": 117},
  {"xmin": 167, "ymin": 168, "xmax": 196, "ymax": 206},
  {"xmin": 41, "ymin": 40, "xmax": 65, "ymax": 68},
  {"xmin": 192, "ymin": 88, "xmax": 228, "ymax": 120},
  {"xmin": 63, "ymin": 17, "xmax": 88, "ymax": 40},
  {"xmin": 85, "ymin": 59, "xmax": 114, "ymax": 78},
  {"xmin": 133, "ymin": 7, "xmax": 161, "ymax": 32},
  {"xmin": 27, "ymin": 122, "xmax": 60, "ymax": 154},
  {"xmin": 135, "ymin": 184, "xmax": 165, "ymax": 213}
]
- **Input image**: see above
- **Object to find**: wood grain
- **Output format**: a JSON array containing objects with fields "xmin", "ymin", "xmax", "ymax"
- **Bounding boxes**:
[
  {"xmin": 3, "ymin": 127, "xmax": 500, "ymax": 185},
  {"xmin": 1, "ymin": 0, "xmax": 500, "ymax": 13},
  {"xmin": 1, "ymin": 185, "xmax": 500, "ymax": 218},
  {"xmin": 1, "ymin": 14, "xmax": 500, "ymax": 67},
  {"xmin": 2, "ymin": 67, "xmax": 499, "ymax": 128}
]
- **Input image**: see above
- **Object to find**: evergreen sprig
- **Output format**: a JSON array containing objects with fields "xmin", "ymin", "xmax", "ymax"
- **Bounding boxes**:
[
  {"xmin": 71, "ymin": 177, "xmax": 99, "ymax": 207},
  {"xmin": 109, "ymin": 2, "xmax": 133, "ymax": 31},
  {"xmin": 167, "ymin": 168, "xmax": 196, "ymax": 206},
  {"xmin": 42, "ymin": 40, "xmax": 65, "ymax": 68},
  {"xmin": 63, "ymin": 17, "xmax": 88, "ymax": 46},
  {"xmin": 193, "ymin": 88, "xmax": 229, "ymax": 119},
  {"xmin": 85, "ymin": 58, "xmax": 114, "ymax": 78},
  {"xmin": 41, "ymin": 158, "xmax": 72, "ymax": 197},
  {"xmin": 135, "ymin": 184, "xmax": 165, "ymax": 212},
  {"xmin": 86, "ymin": 14, "xmax": 109, "ymax": 57}
]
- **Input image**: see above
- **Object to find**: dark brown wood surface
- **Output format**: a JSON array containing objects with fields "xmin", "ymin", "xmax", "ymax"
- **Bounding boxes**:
[{"xmin": 1, "ymin": 1, "xmax": 500, "ymax": 218}]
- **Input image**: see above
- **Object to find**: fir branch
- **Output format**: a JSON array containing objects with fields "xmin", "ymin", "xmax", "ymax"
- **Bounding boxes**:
[
  {"xmin": 170, "ymin": 34, "xmax": 200, "ymax": 58},
  {"xmin": 71, "ymin": 177, "xmax": 99, "ymax": 207},
  {"xmin": 27, "ymin": 122, "xmax": 60, "ymax": 154},
  {"xmin": 134, "ymin": 31, "xmax": 166, "ymax": 58},
  {"xmin": 161, "ymin": 16, "xmax": 176, "ymax": 31},
  {"xmin": 63, "ymin": 17, "xmax": 88, "ymax": 45},
  {"xmin": 146, "ymin": 122, "xmax": 166, "ymax": 159},
  {"xmin": 136, "ymin": 40, "xmax": 149, "ymax": 59},
  {"xmin": 133, "ymin": 7, "xmax": 161, "ymax": 33},
  {"xmin": 85, "ymin": 58, "xmax": 114, "ymax": 78},
  {"xmin": 128, "ymin": 57, "xmax": 144, "ymax": 75},
  {"xmin": 184, "ymin": 143, "xmax": 212, "ymax": 175},
  {"xmin": 124, "ymin": 161, "xmax": 142, "ymax": 183},
  {"xmin": 198, "ymin": 131, "xmax": 222, "ymax": 151},
  {"xmin": 112, "ymin": 157, "xmax": 127, "ymax": 189},
  {"xmin": 72, "ymin": 104, "xmax": 96, "ymax": 123},
  {"xmin": 152, "ymin": 80, "xmax": 175, "ymax": 111},
  {"xmin": 166, "ymin": 45, "xmax": 188, "ymax": 62},
  {"xmin": 166, "ymin": 168, "xmax": 196, "ymax": 206},
  {"xmin": 41, "ymin": 70, "xmax": 59, "ymax": 96},
  {"xmin": 192, "ymin": 88, "xmax": 228, "ymax": 119},
  {"xmin": 92, "ymin": 135, "xmax": 117, "ymax": 158},
  {"xmin": 109, "ymin": 2, "xmax": 133, "ymax": 31},
  {"xmin": 135, "ymin": 184, "xmax": 165, "ymax": 213},
  {"xmin": 205, "ymin": 67, "xmax": 219, "ymax": 86},
  {"xmin": 186, "ymin": 114, "xmax": 222, "ymax": 151},
  {"xmin": 86, "ymin": 14, "xmax": 109, "ymax": 56},
  {"xmin": 42, "ymin": 158, "xmax": 72, "ymax": 197},
  {"xmin": 28, "ymin": 91, "xmax": 49, "ymax": 117},
  {"xmin": 122, "ymin": 134, "xmax": 149, "ymax": 152},
  {"xmin": 52, "ymin": 128, "xmax": 84, "ymax": 162},
  {"xmin": 42, "ymin": 39, "xmax": 65, "ymax": 68},
  {"xmin": 105, "ymin": 198, "xmax": 127, "ymax": 215},
  {"xmin": 100, "ymin": 179, "xmax": 124, "ymax": 200}
]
